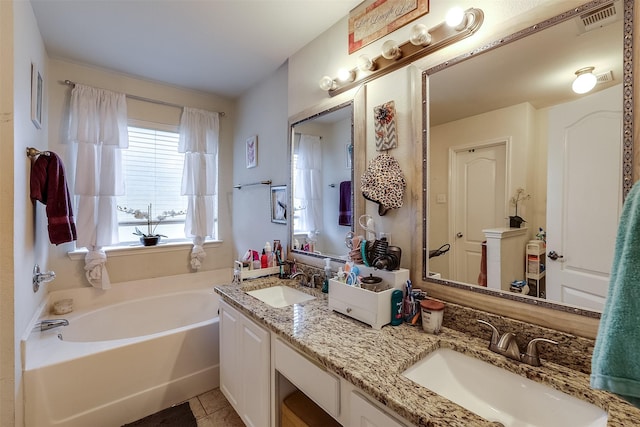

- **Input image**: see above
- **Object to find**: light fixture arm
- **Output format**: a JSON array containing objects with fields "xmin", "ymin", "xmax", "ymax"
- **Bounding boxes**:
[{"xmin": 323, "ymin": 7, "xmax": 484, "ymax": 97}]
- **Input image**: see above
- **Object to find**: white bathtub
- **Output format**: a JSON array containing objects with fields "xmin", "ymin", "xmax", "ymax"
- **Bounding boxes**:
[{"xmin": 22, "ymin": 270, "xmax": 228, "ymax": 427}]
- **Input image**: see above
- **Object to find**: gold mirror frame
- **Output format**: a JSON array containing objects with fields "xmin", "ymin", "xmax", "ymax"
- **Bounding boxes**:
[{"xmin": 421, "ymin": 0, "xmax": 634, "ymax": 320}]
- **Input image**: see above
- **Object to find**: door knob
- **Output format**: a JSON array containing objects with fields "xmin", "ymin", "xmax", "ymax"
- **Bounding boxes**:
[
  {"xmin": 548, "ymin": 250, "xmax": 564, "ymax": 261},
  {"xmin": 456, "ymin": 232, "xmax": 463, "ymax": 238}
]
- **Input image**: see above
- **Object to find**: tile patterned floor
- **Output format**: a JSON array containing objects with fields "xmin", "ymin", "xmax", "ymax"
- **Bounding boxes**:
[{"xmin": 187, "ymin": 388, "xmax": 245, "ymax": 427}]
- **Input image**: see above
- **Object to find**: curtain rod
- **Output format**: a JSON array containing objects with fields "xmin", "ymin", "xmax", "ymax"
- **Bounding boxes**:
[
  {"xmin": 62, "ymin": 79, "xmax": 225, "ymax": 117},
  {"xmin": 294, "ymin": 132, "xmax": 322, "ymax": 139}
]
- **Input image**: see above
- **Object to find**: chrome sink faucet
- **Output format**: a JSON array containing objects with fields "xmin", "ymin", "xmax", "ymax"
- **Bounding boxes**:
[
  {"xmin": 290, "ymin": 272, "xmax": 321, "ymax": 288},
  {"xmin": 478, "ymin": 319, "xmax": 557, "ymax": 366}
]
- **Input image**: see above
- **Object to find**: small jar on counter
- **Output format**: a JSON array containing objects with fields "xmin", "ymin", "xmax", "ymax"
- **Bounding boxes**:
[{"xmin": 420, "ymin": 299, "xmax": 445, "ymax": 334}]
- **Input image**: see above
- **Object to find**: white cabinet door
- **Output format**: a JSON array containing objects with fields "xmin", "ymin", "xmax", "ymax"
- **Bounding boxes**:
[
  {"xmin": 219, "ymin": 301, "xmax": 240, "ymax": 409},
  {"xmin": 240, "ymin": 317, "xmax": 270, "ymax": 427},
  {"xmin": 219, "ymin": 300, "xmax": 270, "ymax": 427},
  {"xmin": 349, "ymin": 391, "xmax": 406, "ymax": 427}
]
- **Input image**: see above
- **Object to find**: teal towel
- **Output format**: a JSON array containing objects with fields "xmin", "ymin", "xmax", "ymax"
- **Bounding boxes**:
[{"xmin": 591, "ymin": 180, "xmax": 640, "ymax": 407}]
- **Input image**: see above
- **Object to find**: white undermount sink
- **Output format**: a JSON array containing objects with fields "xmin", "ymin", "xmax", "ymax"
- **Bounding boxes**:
[
  {"xmin": 246, "ymin": 286, "xmax": 315, "ymax": 308},
  {"xmin": 402, "ymin": 347, "xmax": 607, "ymax": 427}
]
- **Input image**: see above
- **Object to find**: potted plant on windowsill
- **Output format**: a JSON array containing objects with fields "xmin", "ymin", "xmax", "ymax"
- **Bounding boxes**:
[{"xmin": 117, "ymin": 204, "xmax": 186, "ymax": 246}]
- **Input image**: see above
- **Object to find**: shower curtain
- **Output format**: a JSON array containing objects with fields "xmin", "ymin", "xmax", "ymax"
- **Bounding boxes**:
[{"xmin": 294, "ymin": 134, "xmax": 322, "ymax": 234}]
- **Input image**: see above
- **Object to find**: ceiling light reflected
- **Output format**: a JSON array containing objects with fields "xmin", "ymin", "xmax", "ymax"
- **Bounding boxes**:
[{"xmin": 572, "ymin": 67, "xmax": 597, "ymax": 94}]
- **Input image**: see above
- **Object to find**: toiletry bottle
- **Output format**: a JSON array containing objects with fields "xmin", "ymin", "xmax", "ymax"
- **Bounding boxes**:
[
  {"xmin": 260, "ymin": 249, "xmax": 268, "ymax": 269},
  {"xmin": 322, "ymin": 258, "xmax": 331, "ymax": 293},
  {"xmin": 390, "ymin": 289, "xmax": 404, "ymax": 326},
  {"xmin": 265, "ymin": 242, "xmax": 273, "ymax": 267}
]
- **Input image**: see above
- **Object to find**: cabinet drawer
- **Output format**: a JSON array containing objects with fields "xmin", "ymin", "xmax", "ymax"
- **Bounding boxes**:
[
  {"xmin": 328, "ymin": 297, "xmax": 377, "ymax": 327},
  {"xmin": 274, "ymin": 338, "xmax": 340, "ymax": 418},
  {"xmin": 349, "ymin": 391, "xmax": 406, "ymax": 427}
]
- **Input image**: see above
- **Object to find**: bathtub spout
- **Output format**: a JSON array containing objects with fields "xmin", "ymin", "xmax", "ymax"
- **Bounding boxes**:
[{"xmin": 34, "ymin": 319, "xmax": 69, "ymax": 332}]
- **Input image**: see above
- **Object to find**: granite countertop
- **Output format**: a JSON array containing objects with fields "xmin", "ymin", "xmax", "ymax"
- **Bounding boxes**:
[{"xmin": 214, "ymin": 276, "xmax": 640, "ymax": 427}]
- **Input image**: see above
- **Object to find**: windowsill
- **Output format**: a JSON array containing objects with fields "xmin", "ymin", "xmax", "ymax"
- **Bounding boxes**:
[{"xmin": 67, "ymin": 239, "xmax": 223, "ymax": 261}]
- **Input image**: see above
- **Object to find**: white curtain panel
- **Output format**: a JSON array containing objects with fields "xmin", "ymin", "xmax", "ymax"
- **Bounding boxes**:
[
  {"xmin": 294, "ymin": 134, "xmax": 322, "ymax": 234},
  {"xmin": 68, "ymin": 84, "xmax": 128, "ymax": 289},
  {"xmin": 179, "ymin": 107, "xmax": 219, "ymax": 270}
]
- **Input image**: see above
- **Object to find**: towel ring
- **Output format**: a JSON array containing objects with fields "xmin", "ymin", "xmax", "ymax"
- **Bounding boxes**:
[{"xmin": 26, "ymin": 147, "xmax": 50, "ymax": 158}]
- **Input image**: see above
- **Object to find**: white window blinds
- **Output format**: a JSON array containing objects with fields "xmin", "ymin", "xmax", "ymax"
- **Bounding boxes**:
[{"xmin": 116, "ymin": 124, "xmax": 188, "ymax": 242}]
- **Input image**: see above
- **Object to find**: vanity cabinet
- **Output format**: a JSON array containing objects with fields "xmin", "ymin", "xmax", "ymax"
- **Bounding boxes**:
[{"xmin": 219, "ymin": 300, "xmax": 270, "ymax": 427}]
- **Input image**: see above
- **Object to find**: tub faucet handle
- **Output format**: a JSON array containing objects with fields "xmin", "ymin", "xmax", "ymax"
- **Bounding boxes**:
[{"xmin": 33, "ymin": 264, "xmax": 56, "ymax": 293}]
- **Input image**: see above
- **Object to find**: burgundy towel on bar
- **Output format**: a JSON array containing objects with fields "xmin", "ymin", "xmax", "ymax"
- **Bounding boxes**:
[
  {"xmin": 30, "ymin": 152, "xmax": 77, "ymax": 245},
  {"xmin": 339, "ymin": 180, "xmax": 352, "ymax": 226}
]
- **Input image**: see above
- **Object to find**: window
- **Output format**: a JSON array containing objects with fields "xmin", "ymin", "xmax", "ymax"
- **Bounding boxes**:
[{"xmin": 116, "ymin": 122, "xmax": 188, "ymax": 243}]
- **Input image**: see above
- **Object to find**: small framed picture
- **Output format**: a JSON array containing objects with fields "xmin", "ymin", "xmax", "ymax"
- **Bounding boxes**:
[
  {"xmin": 246, "ymin": 135, "xmax": 258, "ymax": 168},
  {"xmin": 31, "ymin": 63, "xmax": 43, "ymax": 129},
  {"xmin": 270, "ymin": 185, "xmax": 287, "ymax": 224}
]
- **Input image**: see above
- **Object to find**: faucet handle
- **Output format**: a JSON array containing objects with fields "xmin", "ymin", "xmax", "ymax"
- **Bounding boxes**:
[
  {"xmin": 522, "ymin": 338, "xmax": 558, "ymax": 366},
  {"xmin": 477, "ymin": 319, "xmax": 500, "ymax": 346}
]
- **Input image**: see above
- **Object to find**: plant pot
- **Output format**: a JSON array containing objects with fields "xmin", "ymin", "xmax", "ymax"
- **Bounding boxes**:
[
  {"xmin": 140, "ymin": 236, "xmax": 160, "ymax": 246},
  {"xmin": 509, "ymin": 215, "xmax": 526, "ymax": 228}
]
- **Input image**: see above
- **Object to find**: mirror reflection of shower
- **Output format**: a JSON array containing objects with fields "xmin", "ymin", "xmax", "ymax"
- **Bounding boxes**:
[{"xmin": 291, "ymin": 103, "xmax": 354, "ymax": 259}]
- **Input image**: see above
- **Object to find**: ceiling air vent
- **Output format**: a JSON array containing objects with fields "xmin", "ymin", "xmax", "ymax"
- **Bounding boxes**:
[
  {"xmin": 596, "ymin": 70, "xmax": 614, "ymax": 84},
  {"xmin": 576, "ymin": 1, "xmax": 620, "ymax": 33}
]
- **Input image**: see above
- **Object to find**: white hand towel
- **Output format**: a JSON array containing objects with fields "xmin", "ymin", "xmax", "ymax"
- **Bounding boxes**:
[{"xmin": 84, "ymin": 247, "xmax": 111, "ymax": 290}]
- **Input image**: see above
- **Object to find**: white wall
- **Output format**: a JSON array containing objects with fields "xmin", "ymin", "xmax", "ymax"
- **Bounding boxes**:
[
  {"xmin": 232, "ymin": 62, "xmax": 289, "ymax": 261},
  {"xmin": 11, "ymin": 2, "xmax": 49, "ymax": 425},
  {"xmin": 0, "ymin": 2, "xmax": 14, "ymax": 425}
]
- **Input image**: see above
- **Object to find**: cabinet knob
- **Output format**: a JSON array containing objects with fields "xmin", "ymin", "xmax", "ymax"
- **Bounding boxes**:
[
  {"xmin": 346, "ymin": 307, "xmax": 352, "ymax": 313},
  {"xmin": 456, "ymin": 232, "xmax": 463, "ymax": 238}
]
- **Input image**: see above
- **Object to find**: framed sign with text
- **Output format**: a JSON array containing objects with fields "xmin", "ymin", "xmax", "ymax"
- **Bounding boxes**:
[{"xmin": 348, "ymin": 0, "xmax": 429, "ymax": 54}]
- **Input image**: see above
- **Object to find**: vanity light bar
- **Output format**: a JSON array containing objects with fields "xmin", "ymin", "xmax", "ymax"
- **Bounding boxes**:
[{"xmin": 322, "ymin": 7, "xmax": 484, "ymax": 97}]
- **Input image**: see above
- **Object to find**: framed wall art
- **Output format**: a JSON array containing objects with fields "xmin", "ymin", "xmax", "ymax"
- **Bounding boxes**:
[
  {"xmin": 31, "ymin": 62, "xmax": 43, "ymax": 129},
  {"xmin": 246, "ymin": 135, "xmax": 258, "ymax": 168},
  {"xmin": 270, "ymin": 185, "xmax": 287, "ymax": 224}
]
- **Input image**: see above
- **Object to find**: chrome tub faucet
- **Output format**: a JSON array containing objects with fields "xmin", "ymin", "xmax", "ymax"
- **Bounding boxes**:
[
  {"xmin": 478, "ymin": 319, "xmax": 557, "ymax": 366},
  {"xmin": 33, "ymin": 319, "xmax": 69, "ymax": 332}
]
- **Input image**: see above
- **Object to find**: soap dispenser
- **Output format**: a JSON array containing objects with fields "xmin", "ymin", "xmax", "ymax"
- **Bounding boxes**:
[{"xmin": 322, "ymin": 258, "xmax": 331, "ymax": 293}]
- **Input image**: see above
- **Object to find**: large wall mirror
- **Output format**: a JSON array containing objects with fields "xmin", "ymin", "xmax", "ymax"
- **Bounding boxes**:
[
  {"xmin": 423, "ymin": 0, "xmax": 633, "ymax": 316},
  {"xmin": 289, "ymin": 88, "xmax": 366, "ymax": 263}
]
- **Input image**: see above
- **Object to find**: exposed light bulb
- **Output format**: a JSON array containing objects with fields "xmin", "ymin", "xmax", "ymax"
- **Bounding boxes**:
[
  {"xmin": 446, "ymin": 7, "xmax": 466, "ymax": 30},
  {"xmin": 318, "ymin": 76, "xmax": 337, "ymax": 91},
  {"xmin": 409, "ymin": 24, "xmax": 432, "ymax": 46},
  {"xmin": 357, "ymin": 54, "xmax": 376, "ymax": 72},
  {"xmin": 381, "ymin": 40, "xmax": 402, "ymax": 60},
  {"xmin": 572, "ymin": 67, "xmax": 597, "ymax": 94},
  {"xmin": 337, "ymin": 68, "xmax": 355, "ymax": 83}
]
